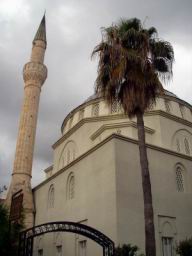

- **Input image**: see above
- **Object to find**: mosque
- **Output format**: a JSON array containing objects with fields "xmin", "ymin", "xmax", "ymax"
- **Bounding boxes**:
[{"xmin": 5, "ymin": 15, "xmax": 192, "ymax": 256}]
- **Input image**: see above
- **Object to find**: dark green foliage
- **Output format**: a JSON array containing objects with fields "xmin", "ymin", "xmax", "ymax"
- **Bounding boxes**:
[
  {"xmin": 176, "ymin": 238, "xmax": 192, "ymax": 256},
  {"xmin": 115, "ymin": 244, "xmax": 144, "ymax": 256},
  {"xmin": 0, "ymin": 203, "xmax": 23, "ymax": 256}
]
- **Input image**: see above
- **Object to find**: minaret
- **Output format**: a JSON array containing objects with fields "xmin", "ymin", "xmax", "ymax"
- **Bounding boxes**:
[{"xmin": 6, "ymin": 15, "xmax": 47, "ymax": 228}]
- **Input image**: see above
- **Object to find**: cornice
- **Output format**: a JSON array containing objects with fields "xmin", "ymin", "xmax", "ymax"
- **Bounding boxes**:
[
  {"xmin": 53, "ymin": 114, "xmax": 128, "ymax": 149},
  {"xmin": 53, "ymin": 110, "xmax": 192, "ymax": 149},
  {"xmin": 90, "ymin": 121, "xmax": 155, "ymax": 141},
  {"xmin": 61, "ymin": 97, "xmax": 102, "ymax": 132},
  {"xmin": 145, "ymin": 110, "xmax": 192, "ymax": 127},
  {"xmin": 33, "ymin": 133, "xmax": 192, "ymax": 192},
  {"xmin": 61, "ymin": 94, "xmax": 192, "ymax": 133}
]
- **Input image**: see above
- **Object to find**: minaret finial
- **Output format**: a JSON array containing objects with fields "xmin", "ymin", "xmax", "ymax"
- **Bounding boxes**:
[{"xmin": 33, "ymin": 14, "xmax": 46, "ymax": 45}]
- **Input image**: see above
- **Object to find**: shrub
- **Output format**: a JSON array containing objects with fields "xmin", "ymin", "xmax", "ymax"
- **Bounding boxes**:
[
  {"xmin": 115, "ymin": 244, "xmax": 144, "ymax": 256},
  {"xmin": 176, "ymin": 238, "xmax": 192, "ymax": 256},
  {"xmin": 0, "ymin": 203, "xmax": 23, "ymax": 256}
]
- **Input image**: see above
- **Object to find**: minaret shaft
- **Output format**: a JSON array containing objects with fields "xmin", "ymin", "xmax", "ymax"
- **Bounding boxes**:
[
  {"xmin": 6, "ymin": 16, "xmax": 47, "ymax": 229},
  {"xmin": 13, "ymin": 85, "xmax": 41, "ymax": 177}
]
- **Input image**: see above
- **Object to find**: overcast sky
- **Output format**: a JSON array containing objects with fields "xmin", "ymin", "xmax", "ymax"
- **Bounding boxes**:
[{"xmin": 0, "ymin": 0, "xmax": 191, "ymax": 191}]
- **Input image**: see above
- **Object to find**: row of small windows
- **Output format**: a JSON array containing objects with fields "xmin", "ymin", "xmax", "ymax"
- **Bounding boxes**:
[
  {"xmin": 67, "ymin": 101, "xmax": 123, "ymax": 130},
  {"xmin": 66, "ymin": 99, "xmax": 192, "ymax": 131},
  {"xmin": 48, "ymin": 164, "xmax": 186, "ymax": 209},
  {"xmin": 47, "ymin": 173, "xmax": 75, "ymax": 208}
]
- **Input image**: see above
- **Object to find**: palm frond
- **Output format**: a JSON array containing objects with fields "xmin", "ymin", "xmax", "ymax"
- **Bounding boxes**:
[{"xmin": 92, "ymin": 17, "xmax": 174, "ymax": 116}]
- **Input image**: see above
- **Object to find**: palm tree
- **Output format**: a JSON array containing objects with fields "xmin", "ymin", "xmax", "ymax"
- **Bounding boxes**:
[{"xmin": 92, "ymin": 18, "xmax": 174, "ymax": 256}]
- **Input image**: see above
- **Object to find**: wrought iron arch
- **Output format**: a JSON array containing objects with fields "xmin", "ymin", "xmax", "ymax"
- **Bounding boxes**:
[{"xmin": 18, "ymin": 221, "xmax": 115, "ymax": 256}]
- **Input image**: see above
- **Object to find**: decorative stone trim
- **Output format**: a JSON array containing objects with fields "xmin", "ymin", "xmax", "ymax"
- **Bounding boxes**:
[
  {"xmin": 146, "ymin": 110, "xmax": 192, "ymax": 128},
  {"xmin": 23, "ymin": 62, "xmax": 47, "ymax": 85},
  {"xmin": 90, "ymin": 121, "xmax": 155, "ymax": 141},
  {"xmin": 61, "ymin": 94, "xmax": 192, "ymax": 133},
  {"xmin": 54, "ymin": 109, "xmax": 192, "ymax": 149},
  {"xmin": 35, "ymin": 134, "xmax": 192, "ymax": 191}
]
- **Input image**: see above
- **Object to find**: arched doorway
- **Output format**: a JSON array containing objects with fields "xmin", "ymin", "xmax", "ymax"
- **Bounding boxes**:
[{"xmin": 18, "ymin": 221, "xmax": 115, "ymax": 256}]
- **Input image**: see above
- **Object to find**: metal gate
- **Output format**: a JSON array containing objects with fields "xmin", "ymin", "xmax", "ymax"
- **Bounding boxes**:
[{"xmin": 18, "ymin": 221, "xmax": 115, "ymax": 256}]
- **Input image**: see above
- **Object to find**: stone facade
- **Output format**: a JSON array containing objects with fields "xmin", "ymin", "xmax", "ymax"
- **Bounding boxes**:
[{"xmin": 33, "ymin": 92, "xmax": 192, "ymax": 256}]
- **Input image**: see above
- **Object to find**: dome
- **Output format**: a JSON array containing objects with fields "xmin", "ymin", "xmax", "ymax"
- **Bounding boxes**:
[
  {"xmin": 61, "ymin": 89, "xmax": 191, "ymax": 134},
  {"xmin": 84, "ymin": 89, "xmax": 178, "ymax": 104}
]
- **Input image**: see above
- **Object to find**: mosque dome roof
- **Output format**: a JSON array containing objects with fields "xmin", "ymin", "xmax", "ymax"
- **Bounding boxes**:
[
  {"xmin": 84, "ymin": 89, "xmax": 178, "ymax": 104},
  {"xmin": 61, "ymin": 89, "xmax": 191, "ymax": 134}
]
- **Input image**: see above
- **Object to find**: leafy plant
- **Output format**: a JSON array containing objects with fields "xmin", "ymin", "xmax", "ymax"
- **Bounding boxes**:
[
  {"xmin": 0, "ymin": 203, "xmax": 23, "ymax": 256},
  {"xmin": 176, "ymin": 238, "xmax": 192, "ymax": 256},
  {"xmin": 115, "ymin": 244, "xmax": 144, "ymax": 256}
]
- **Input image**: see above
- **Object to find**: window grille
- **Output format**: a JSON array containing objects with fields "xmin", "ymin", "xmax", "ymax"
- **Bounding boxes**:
[
  {"xmin": 111, "ymin": 101, "xmax": 121, "ymax": 113},
  {"xmin": 162, "ymin": 237, "xmax": 173, "ymax": 256},
  {"xmin": 67, "ymin": 173, "xmax": 75, "ymax": 200},
  {"xmin": 176, "ymin": 139, "xmax": 180, "ymax": 152},
  {"xmin": 184, "ymin": 138, "xmax": 190, "ymax": 155},
  {"xmin": 48, "ymin": 185, "xmax": 54, "ymax": 208},
  {"xmin": 92, "ymin": 103, "xmax": 99, "ymax": 117},
  {"xmin": 175, "ymin": 167, "xmax": 184, "ymax": 192},
  {"xmin": 165, "ymin": 100, "xmax": 171, "ymax": 113}
]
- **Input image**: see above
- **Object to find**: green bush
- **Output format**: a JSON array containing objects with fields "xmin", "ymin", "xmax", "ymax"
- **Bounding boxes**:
[
  {"xmin": 115, "ymin": 244, "xmax": 144, "ymax": 256},
  {"xmin": 0, "ymin": 203, "xmax": 23, "ymax": 256},
  {"xmin": 176, "ymin": 238, "xmax": 192, "ymax": 256}
]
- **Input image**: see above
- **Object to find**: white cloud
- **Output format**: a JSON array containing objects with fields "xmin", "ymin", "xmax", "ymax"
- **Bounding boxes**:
[
  {"xmin": 0, "ymin": 0, "xmax": 30, "ymax": 21},
  {"xmin": 170, "ymin": 44, "xmax": 192, "ymax": 103}
]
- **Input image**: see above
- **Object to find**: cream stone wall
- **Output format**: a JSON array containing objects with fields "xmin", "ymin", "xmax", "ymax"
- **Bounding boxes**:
[
  {"xmin": 33, "ymin": 90, "xmax": 192, "ymax": 256},
  {"xmin": 34, "ymin": 139, "xmax": 117, "ymax": 256},
  {"xmin": 114, "ymin": 137, "xmax": 192, "ymax": 255},
  {"xmin": 34, "ymin": 135, "xmax": 192, "ymax": 256},
  {"xmin": 49, "ymin": 93, "xmax": 192, "ymax": 179}
]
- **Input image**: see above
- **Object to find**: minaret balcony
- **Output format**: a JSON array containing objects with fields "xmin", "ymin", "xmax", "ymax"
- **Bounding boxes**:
[{"xmin": 23, "ymin": 62, "xmax": 47, "ymax": 86}]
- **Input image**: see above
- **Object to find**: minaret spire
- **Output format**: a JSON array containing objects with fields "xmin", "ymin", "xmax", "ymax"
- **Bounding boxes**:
[
  {"xmin": 6, "ymin": 15, "xmax": 48, "ymax": 228},
  {"xmin": 33, "ymin": 14, "xmax": 46, "ymax": 45}
]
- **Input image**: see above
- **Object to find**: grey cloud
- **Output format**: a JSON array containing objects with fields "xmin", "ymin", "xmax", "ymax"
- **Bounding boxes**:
[{"xmin": 0, "ymin": 0, "xmax": 191, "ymax": 188}]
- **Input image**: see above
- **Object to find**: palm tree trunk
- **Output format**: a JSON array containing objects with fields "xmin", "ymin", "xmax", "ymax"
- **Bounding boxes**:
[{"xmin": 136, "ymin": 111, "xmax": 156, "ymax": 256}]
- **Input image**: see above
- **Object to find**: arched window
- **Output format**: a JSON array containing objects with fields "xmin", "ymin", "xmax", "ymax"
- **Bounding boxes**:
[
  {"xmin": 111, "ymin": 101, "xmax": 121, "ymax": 113},
  {"xmin": 165, "ymin": 100, "xmax": 171, "ymax": 113},
  {"xmin": 184, "ymin": 138, "xmax": 190, "ymax": 155},
  {"xmin": 59, "ymin": 141, "xmax": 77, "ymax": 170},
  {"xmin": 48, "ymin": 184, "xmax": 54, "ymax": 208},
  {"xmin": 67, "ymin": 173, "xmax": 75, "ymax": 200},
  {"xmin": 176, "ymin": 139, "xmax": 180, "ymax": 152},
  {"xmin": 92, "ymin": 103, "xmax": 99, "ymax": 117},
  {"xmin": 175, "ymin": 167, "xmax": 184, "ymax": 192}
]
